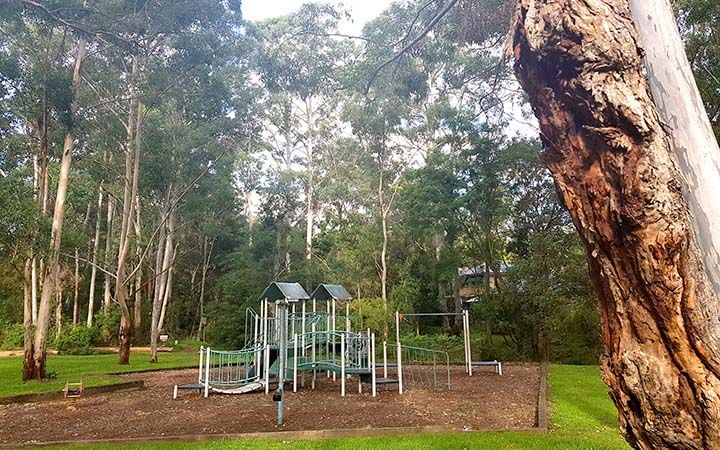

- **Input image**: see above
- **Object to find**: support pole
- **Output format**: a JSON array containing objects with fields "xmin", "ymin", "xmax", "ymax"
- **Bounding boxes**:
[
  {"xmin": 371, "ymin": 333, "xmax": 377, "ymax": 397},
  {"xmin": 277, "ymin": 301, "xmax": 287, "ymax": 426},
  {"xmin": 395, "ymin": 311, "xmax": 400, "ymax": 344},
  {"xmin": 293, "ymin": 332, "xmax": 298, "ymax": 393},
  {"xmin": 341, "ymin": 333, "xmax": 346, "ymax": 397},
  {"xmin": 291, "ymin": 304, "xmax": 296, "ymax": 338},
  {"xmin": 383, "ymin": 341, "xmax": 387, "ymax": 378},
  {"xmin": 346, "ymin": 303, "xmax": 350, "ymax": 332},
  {"xmin": 466, "ymin": 309, "xmax": 473, "ymax": 376},
  {"xmin": 397, "ymin": 341, "xmax": 403, "ymax": 395},
  {"xmin": 395, "ymin": 310, "xmax": 403, "ymax": 394},
  {"xmin": 312, "ymin": 318, "xmax": 317, "ymax": 389},
  {"xmin": 264, "ymin": 344, "xmax": 270, "ymax": 395},
  {"xmin": 204, "ymin": 347, "xmax": 210, "ymax": 398},
  {"xmin": 301, "ymin": 301, "xmax": 306, "ymax": 388},
  {"xmin": 332, "ymin": 299, "xmax": 336, "ymax": 381},
  {"xmin": 198, "ymin": 345, "xmax": 204, "ymax": 384}
]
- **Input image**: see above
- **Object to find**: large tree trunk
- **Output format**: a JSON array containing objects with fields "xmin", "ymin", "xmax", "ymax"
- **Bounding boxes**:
[
  {"xmin": 72, "ymin": 248, "xmax": 79, "ymax": 327},
  {"xmin": 22, "ymin": 259, "xmax": 34, "ymax": 380},
  {"xmin": 87, "ymin": 186, "xmax": 103, "ymax": 327},
  {"xmin": 150, "ymin": 207, "xmax": 174, "ymax": 363},
  {"xmin": 133, "ymin": 195, "xmax": 143, "ymax": 334},
  {"xmin": 31, "ymin": 130, "xmax": 75, "ymax": 378},
  {"xmin": 197, "ymin": 237, "xmax": 214, "ymax": 340},
  {"xmin": 25, "ymin": 41, "xmax": 85, "ymax": 379},
  {"xmin": 509, "ymin": 1, "xmax": 720, "ymax": 448},
  {"xmin": 102, "ymin": 195, "xmax": 114, "ymax": 313},
  {"xmin": 115, "ymin": 91, "xmax": 143, "ymax": 365},
  {"xmin": 627, "ymin": 0, "xmax": 720, "ymax": 292}
]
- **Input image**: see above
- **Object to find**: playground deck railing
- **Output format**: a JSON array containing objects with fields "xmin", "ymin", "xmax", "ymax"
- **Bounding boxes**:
[{"xmin": 199, "ymin": 345, "xmax": 264, "ymax": 396}]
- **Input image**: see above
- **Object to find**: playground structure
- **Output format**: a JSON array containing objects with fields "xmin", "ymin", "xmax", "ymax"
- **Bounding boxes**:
[{"xmin": 175, "ymin": 281, "xmax": 500, "ymax": 424}]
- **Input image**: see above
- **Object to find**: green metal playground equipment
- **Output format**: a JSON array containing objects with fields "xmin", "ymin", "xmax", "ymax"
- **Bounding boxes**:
[{"xmin": 174, "ymin": 281, "xmax": 495, "ymax": 425}]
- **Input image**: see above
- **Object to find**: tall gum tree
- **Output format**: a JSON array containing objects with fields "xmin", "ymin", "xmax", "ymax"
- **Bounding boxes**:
[{"xmin": 509, "ymin": 0, "xmax": 720, "ymax": 448}]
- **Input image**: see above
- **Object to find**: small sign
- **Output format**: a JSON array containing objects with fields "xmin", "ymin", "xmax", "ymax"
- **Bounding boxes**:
[{"xmin": 160, "ymin": 334, "xmax": 169, "ymax": 342}]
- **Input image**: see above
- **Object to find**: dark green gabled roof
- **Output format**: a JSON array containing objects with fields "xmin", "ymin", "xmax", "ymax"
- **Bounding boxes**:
[
  {"xmin": 310, "ymin": 284, "xmax": 353, "ymax": 301},
  {"xmin": 258, "ymin": 282, "xmax": 310, "ymax": 301}
]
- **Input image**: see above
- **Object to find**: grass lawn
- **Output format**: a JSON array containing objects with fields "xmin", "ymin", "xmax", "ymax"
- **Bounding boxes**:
[
  {"xmin": 56, "ymin": 364, "xmax": 629, "ymax": 449},
  {"xmin": 0, "ymin": 351, "xmax": 199, "ymax": 397}
]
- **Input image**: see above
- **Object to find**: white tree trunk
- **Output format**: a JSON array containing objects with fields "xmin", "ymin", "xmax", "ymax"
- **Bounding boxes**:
[
  {"xmin": 102, "ymin": 196, "xmax": 114, "ymax": 313},
  {"xmin": 628, "ymin": 0, "xmax": 720, "ymax": 293},
  {"xmin": 150, "ymin": 208, "xmax": 174, "ymax": 362},
  {"xmin": 133, "ymin": 195, "xmax": 142, "ymax": 332},
  {"xmin": 28, "ymin": 41, "xmax": 85, "ymax": 378},
  {"xmin": 72, "ymin": 248, "xmax": 79, "ymax": 326},
  {"xmin": 157, "ymin": 244, "xmax": 176, "ymax": 335},
  {"xmin": 87, "ymin": 186, "xmax": 103, "ymax": 327}
]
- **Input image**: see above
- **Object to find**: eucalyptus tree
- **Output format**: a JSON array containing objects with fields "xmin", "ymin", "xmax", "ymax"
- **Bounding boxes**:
[
  {"xmin": 510, "ymin": 0, "xmax": 720, "ymax": 446},
  {"xmin": 253, "ymin": 4, "xmax": 352, "ymax": 285}
]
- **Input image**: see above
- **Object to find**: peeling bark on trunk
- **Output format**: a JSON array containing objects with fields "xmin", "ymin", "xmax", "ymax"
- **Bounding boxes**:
[{"xmin": 510, "ymin": 1, "xmax": 720, "ymax": 448}]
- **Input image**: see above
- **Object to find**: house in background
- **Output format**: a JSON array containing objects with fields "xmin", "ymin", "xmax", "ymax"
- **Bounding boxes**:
[{"xmin": 458, "ymin": 262, "xmax": 509, "ymax": 305}]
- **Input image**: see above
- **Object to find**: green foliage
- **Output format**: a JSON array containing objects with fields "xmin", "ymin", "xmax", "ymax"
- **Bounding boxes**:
[
  {"xmin": 95, "ymin": 309, "xmax": 121, "ymax": 346},
  {"xmin": 0, "ymin": 322, "xmax": 24, "ymax": 350},
  {"xmin": 54, "ymin": 326, "xmax": 99, "ymax": 355},
  {"xmin": 493, "ymin": 229, "xmax": 600, "ymax": 363},
  {"xmin": 675, "ymin": 0, "xmax": 720, "ymax": 140},
  {"xmin": 350, "ymin": 297, "xmax": 400, "ymax": 335}
]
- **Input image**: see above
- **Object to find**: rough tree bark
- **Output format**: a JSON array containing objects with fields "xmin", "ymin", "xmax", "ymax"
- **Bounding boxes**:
[{"xmin": 509, "ymin": 1, "xmax": 720, "ymax": 448}]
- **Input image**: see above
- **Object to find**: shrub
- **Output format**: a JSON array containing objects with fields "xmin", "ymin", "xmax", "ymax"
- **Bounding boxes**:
[
  {"xmin": 0, "ymin": 322, "xmax": 24, "ymax": 350},
  {"xmin": 54, "ymin": 326, "xmax": 99, "ymax": 355}
]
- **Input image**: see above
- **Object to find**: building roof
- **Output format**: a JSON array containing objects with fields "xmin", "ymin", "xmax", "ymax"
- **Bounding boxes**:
[
  {"xmin": 310, "ymin": 284, "xmax": 353, "ymax": 301},
  {"xmin": 258, "ymin": 282, "xmax": 310, "ymax": 302},
  {"xmin": 458, "ymin": 262, "xmax": 510, "ymax": 277}
]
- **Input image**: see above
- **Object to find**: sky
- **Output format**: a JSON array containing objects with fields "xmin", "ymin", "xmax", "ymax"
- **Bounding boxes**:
[{"xmin": 242, "ymin": 0, "xmax": 394, "ymax": 35}]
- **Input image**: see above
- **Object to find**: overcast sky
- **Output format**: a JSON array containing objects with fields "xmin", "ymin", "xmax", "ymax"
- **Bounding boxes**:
[{"xmin": 242, "ymin": 0, "xmax": 394, "ymax": 34}]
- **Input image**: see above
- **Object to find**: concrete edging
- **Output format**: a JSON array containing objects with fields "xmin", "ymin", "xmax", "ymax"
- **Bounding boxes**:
[{"xmin": 6, "ymin": 424, "xmax": 548, "ymax": 448}]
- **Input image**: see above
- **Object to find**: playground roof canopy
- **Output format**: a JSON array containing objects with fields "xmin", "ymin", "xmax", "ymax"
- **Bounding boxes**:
[
  {"xmin": 310, "ymin": 284, "xmax": 353, "ymax": 301},
  {"xmin": 258, "ymin": 282, "xmax": 310, "ymax": 302}
]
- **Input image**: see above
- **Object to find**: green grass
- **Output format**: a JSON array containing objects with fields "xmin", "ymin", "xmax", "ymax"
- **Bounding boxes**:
[
  {"xmin": 51, "ymin": 364, "xmax": 629, "ymax": 449},
  {"xmin": 0, "ymin": 351, "xmax": 199, "ymax": 397}
]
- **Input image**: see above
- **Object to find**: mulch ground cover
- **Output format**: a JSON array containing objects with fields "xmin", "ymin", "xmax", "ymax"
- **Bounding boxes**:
[{"xmin": 0, "ymin": 364, "xmax": 541, "ymax": 445}]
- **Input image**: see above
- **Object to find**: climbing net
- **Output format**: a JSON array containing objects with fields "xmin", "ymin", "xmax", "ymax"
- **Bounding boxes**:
[{"xmin": 384, "ymin": 343, "xmax": 451, "ymax": 390}]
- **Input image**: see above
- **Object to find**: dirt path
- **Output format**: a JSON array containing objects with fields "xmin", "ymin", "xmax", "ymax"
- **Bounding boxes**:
[{"xmin": 0, "ymin": 364, "xmax": 540, "ymax": 445}]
